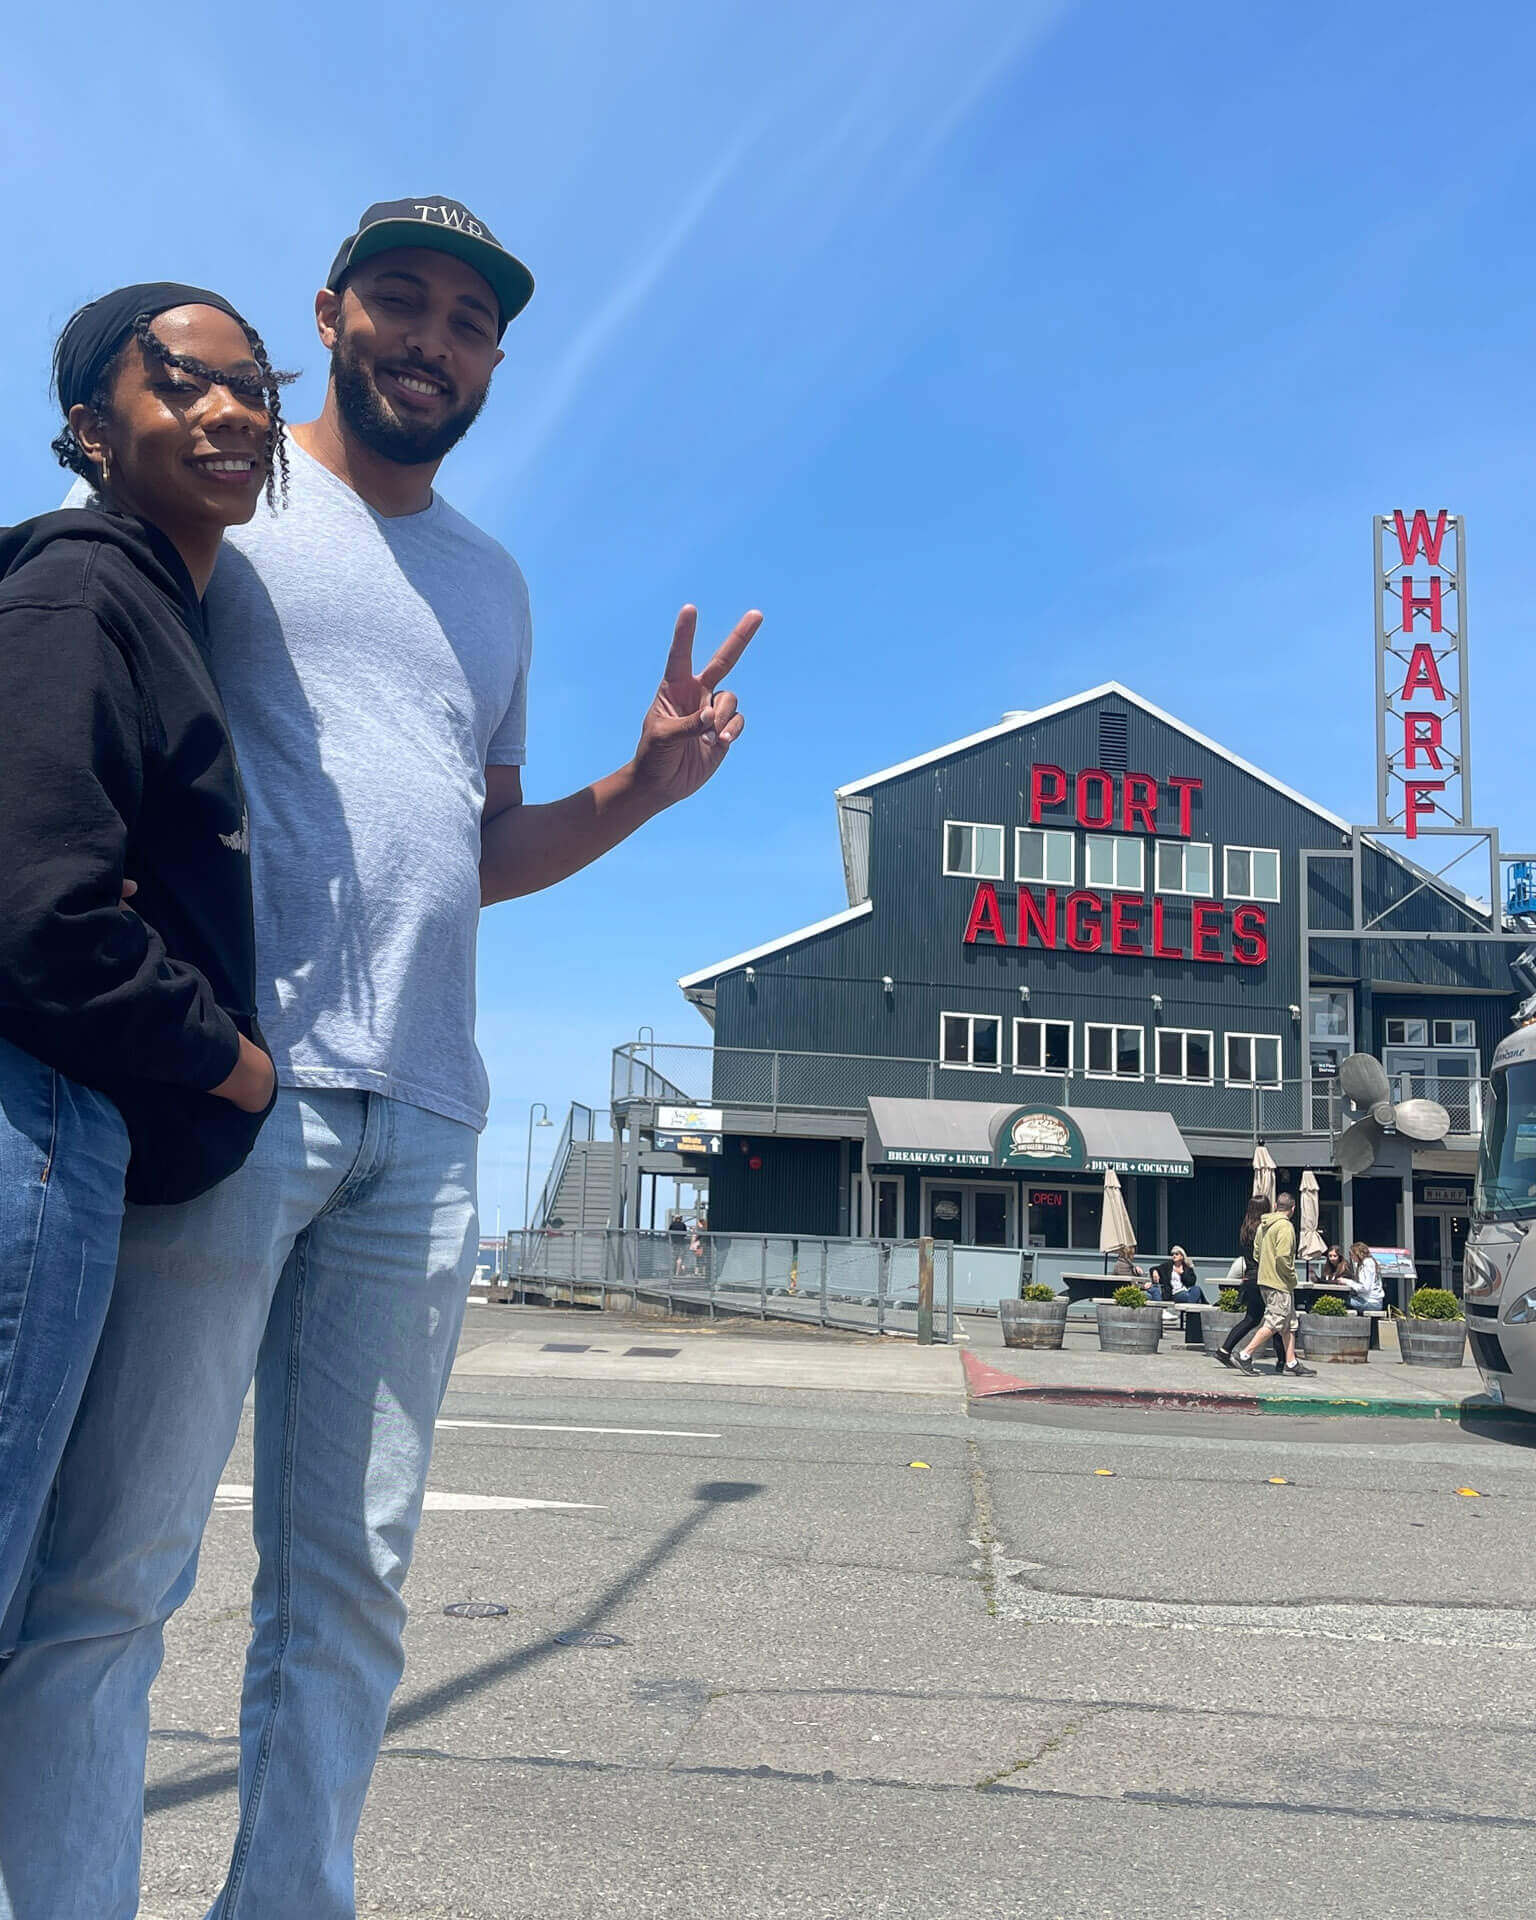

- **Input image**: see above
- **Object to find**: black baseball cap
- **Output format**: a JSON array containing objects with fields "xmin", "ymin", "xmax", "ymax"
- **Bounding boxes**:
[{"xmin": 327, "ymin": 197, "xmax": 534, "ymax": 338}]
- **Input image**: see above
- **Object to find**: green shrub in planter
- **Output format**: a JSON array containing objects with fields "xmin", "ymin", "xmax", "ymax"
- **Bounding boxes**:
[
  {"xmin": 1112, "ymin": 1284, "xmax": 1149, "ymax": 1309},
  {"xmin": 1217, "ymin": 1287, "xmax": 1241, "ymax": 1312},
  {"xmin": 1406, "ymin": 1287, "xmax": 1463, "ymax": 1321},
  {"xmin": 1310, "ymin": 1291, "xmax": 1348, "ymax": 1316},
  {"xmin": 1022, "ymin": 1283, "xmax": 1058, "ymax": 1303}
]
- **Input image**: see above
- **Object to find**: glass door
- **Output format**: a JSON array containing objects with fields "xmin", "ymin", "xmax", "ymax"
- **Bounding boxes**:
[
  {"xmin": 922, "ymin": 1181, "xmax": 1017, "ymax": 1246},
  {"xmin": 927, "ymin": 1187, "xmax": 965, "ymax": 1244},
  {"xmin": 972, "ymin": 1188, "xmax": 1011, "ymax": 1248},
  {"xmin": 1412, "ymin": 1212, "xmax": 1444, "ymax": 1291},
  {"xmin": 872, "ymin": 1177, "xmax": 903, "ymax": 1240}
]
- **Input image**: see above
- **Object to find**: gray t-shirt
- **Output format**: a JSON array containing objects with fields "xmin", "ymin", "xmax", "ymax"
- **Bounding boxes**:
[{"xmin": 73, "ymin": 445, "xmax": 531, "ymax": 1129}]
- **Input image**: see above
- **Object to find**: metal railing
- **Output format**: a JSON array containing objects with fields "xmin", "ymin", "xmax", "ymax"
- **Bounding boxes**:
[
  {"xmin": 529, "ymin": 1102, "xmax": 597, "ymax": 1233},
  {"xmin": 614, "ymin": 1041, "xmax": 1494, "ymax": 1143},
  {"xmin": 492, "ymin": 1227, "xmax": 956, "ymax": 1342},
  {"xmin": 615, "ymin": 1040, "xmax": 1352, "ymax": 1137}
]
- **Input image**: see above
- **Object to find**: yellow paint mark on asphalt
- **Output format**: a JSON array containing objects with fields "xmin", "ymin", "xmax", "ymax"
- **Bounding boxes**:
[
  {"xmin": 1094, "ymin": 1469, "xmax": 1115, "ymax": 1477},
  {"xmin": 1267, "ymin": 1477, "xmax": 1289, "ymax": 1485},
  {"xmin": 908, "ymin": 1461, "xmax": 931, "ymax": 1470},
  {"xmin": 1456, "ymin": 1487, "xmax": 1482, "ymax": 1497}
]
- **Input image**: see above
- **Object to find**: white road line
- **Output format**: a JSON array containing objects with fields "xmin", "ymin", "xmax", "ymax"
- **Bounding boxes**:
[
  {"xmin": 212, "ymin": 1484, "xmax": 603, "ymax": 1513},
  {"xmin": 435, "ymin": 1419, "xmax": 722, "ymax": 1439}
]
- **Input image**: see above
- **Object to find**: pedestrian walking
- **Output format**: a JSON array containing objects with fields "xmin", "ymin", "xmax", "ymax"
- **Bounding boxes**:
[
  {"xmin": 0, "ymin": 285, "xmax": 284, "ymax": 1637},
  {"xmin": 1232, "ymin": 1192, "xmax": 1315, "ymax": 1377},
  {"xmin": 0, "ymin": 201, "xmax": 759, "ymax": 1920},
  {"xmin": 668, "ymin": 1211, "xmax": 689, "ymax": 1276},
  {"xmin": 1348, "ymin": 1241, "xmax": 1385, "ymax": 1313},
  {"xmin": 1214, "ymin": 1198, "xmax": 1284, "ymax": 1373}
]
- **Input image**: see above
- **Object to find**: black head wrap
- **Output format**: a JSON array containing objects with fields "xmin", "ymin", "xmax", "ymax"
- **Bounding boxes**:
[{"xmin": 53, "ymin": 281, "xmax": 250, "ymax": 415}]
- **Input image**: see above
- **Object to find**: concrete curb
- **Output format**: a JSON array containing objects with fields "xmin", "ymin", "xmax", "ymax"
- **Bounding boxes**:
[{"xmin": 960, "ymin": 1349, "xmax": 1513, "ymax": 1422}]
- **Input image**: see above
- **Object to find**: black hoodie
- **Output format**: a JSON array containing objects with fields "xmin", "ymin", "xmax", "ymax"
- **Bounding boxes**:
[{"xmin": 0, "ymin": 508, "xmax": 272, "ymax": 1203}]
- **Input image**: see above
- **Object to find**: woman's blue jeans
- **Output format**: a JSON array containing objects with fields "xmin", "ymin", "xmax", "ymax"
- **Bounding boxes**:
[{"xmin": 0, "ymin": 1036, "xmax": 129, "ymax": 1632}]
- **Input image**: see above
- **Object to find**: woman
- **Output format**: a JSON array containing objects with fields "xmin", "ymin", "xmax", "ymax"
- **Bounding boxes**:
[
  {"xmin": 1321, "ymin": 1245, "xmax": 1352, "ymax": 1285},
  {"xmin": 0, "ymin": 284, "xmax": 291, "ymax": 1621},
  {"xmin": 1348, "ymin": 1241, "xmax": 1385, "ymax": 1314},
  {"xmin": 1155, "ymin": 1246, "xmax": 1202, "ymax": 1303},
  {"xmin": 1214, "ymin": 1198, "xmax": 1285, "ymax": 1374}
]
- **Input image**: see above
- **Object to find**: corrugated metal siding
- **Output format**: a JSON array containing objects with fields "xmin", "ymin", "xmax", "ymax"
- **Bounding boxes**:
[{"xmin": 709, "ymin": 1136, "xmax": 840, "ymax": 1235}]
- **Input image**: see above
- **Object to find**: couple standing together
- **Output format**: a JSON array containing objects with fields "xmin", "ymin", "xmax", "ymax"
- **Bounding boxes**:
[{"xmin": 0, "ymin": 196, "xmax": 758, "ymax": 1918}]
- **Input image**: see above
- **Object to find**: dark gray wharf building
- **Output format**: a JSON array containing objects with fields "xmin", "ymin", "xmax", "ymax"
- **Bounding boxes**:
[{"xmin": 607, "ymin": 684, "xmax": 1520, "ymax": 1293}]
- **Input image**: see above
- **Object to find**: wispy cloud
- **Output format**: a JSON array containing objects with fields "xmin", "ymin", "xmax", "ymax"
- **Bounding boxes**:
[
  {"xmin": 500, "ymin": 117, "xmax": 766, "ymax": 481},
  {"xmin": 487, "ymin": 0, "xmax": 1075, "ymax": 496}
]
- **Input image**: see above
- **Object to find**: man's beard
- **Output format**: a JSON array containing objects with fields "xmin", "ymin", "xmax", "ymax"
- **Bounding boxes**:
[{"xmin": 330, "ymin": 326, "xmax": 488, "ymax": 466}]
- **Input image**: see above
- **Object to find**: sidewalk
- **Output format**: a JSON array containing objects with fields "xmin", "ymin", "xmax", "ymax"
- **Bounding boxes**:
[{"xmin": 959, "ymin": 1314, "xmax": 1508, "ymax": 1419}]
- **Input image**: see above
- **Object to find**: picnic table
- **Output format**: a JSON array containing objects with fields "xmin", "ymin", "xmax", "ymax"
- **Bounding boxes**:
[{"xmin": 1059, "ymin": 1274, "xmax": 1386, "ymax": 1349}]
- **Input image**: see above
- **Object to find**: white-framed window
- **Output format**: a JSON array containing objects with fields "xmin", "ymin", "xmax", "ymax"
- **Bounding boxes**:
[
  {"xmin": 1084, "ymin": 835, "xmax": 1145, "ymax": 891},
  {"xmin": 1384, "ymin": 1016, "xmax": 1476, "ymax": 1049},
  {"xmin": 1085, "ymin": 1023, "xmax": 1144, "ymax": 1079},
  {"xmin": 1014, "ymin": 1018, "xmax": 1073, "ymax": 1075},
  {"xmin": 943, "ymin": 821, "xmax": 1005, "ymax": 880},
  {"xmin": 1156, "ymin": 1028, "xmax": 1214, "ymax": 1082},
  {"xmin": 1224, "ymin": 845, "xmax": 1281, "ymax": 902},
  {"xmin": 1385, "ymin": 1017, "xmax": 1427, "ymax": 1047},
  {"xmin": 1015, "ymin": 827, "xmax": 1075, "ymax": 886},
  {"xmin": 1155, "ymin": 840, "xmax": 1214, "ymax": 896},
  {"xmin": 1225, "ymin": 1033, "xmax": 1283, "ymax": 1088},
  {"xmin": 940, "ymin": 1011, "xmax": 1002, "ymax": 1070},
  {"xmin": 1309, "ymin": 989, "xmax": 1353, "ymax": 1042}
]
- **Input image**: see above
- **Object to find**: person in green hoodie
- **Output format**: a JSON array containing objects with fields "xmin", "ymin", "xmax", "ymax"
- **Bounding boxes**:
[{"xmin": 1233, "ymin": 1191, "xmax": 1315, "ymax": 1377}]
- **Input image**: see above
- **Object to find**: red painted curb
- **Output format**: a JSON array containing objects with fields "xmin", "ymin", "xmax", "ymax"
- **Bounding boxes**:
[
  {"xmin": 961, "ymin": 1348, "xmax": 1262, "ymax": 1415},
  {"xmin": 961, "ymin": 1350, "xmax": 1036, "ymax": 1397}
]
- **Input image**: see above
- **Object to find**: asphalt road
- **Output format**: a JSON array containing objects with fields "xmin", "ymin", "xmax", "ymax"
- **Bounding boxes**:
[{"xmin": 137, "ymin": 1307, "xmax": 1536, "ymax": 1919}]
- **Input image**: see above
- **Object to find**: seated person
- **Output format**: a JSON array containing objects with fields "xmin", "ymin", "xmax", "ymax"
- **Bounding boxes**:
[
  {"xmin": 1153, "ymin": 1247, "xmax": 1203, "ymax": 1303},
  {"xmin": 1347, "ymin": 1241, "xmax": 1385, "ymax": 1312},
  {"xmin": 1320, "ymin": 1245, "xmax": 1352, "ymax": 1285}
]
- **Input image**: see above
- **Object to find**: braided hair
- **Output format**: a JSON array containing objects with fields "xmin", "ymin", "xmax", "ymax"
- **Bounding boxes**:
[{"xmin": 52, "ymin": 311, "xmax": 297, "ymax": 509}]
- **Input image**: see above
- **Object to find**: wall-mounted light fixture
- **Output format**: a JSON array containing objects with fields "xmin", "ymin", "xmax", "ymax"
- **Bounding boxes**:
[
  {"xmin": 1288, "ymin": 1003, "xmax": 1302, "ymax": 1022},
  {"xmin": 744, "ymin": 966, "xmax": 756, "ymax": 983},
  {"xmin": 1018, "ymin": 984, "xmax": 1030, "ymax": 1004},
  {"xmin": 881, "ymin": 975, "xmax": 895, "ymax": 995},
  {"xmin": 1150, "ymin": 992, "xmax": 1163, "ymax": 1013}
]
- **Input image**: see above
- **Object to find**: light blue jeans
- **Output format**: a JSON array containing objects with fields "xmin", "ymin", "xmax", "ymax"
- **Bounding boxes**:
[
  {"xmin": 0, "ymin": 1037, "xmax": 129, "ymax": 1635},
  {"xmin": 0, "ymin": 1088, "xmax": 477, "ymax": 1920}
]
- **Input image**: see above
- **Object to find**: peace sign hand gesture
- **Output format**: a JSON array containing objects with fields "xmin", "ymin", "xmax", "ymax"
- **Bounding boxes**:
[{"xmin": 632, "ymin": 604, "xmax": 761, "ymax": 811}]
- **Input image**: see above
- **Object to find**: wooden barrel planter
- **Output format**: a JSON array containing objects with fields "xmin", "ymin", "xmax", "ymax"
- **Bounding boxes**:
[
  {"xmin": 1096, "ymin": 1303, "xmax": 1161, "ymax": 1354},
  {"xmin": 1200, "ymin": 1309, "xmax": 1245, "ymax": 1357},
  {"xmin": 1398, "ymin": 1319, "xmax": 1466, "ymax": 1368},
  {"xmin": 1298, "ymin": 1313, "xmax": 1370, "ymax": 1364},
  {"xmin": 999, "ymin": 1297, "xmax": 1069, "ymax": 1351}
]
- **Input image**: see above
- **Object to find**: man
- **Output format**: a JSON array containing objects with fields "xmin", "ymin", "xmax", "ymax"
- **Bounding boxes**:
[
  {"xmin": 0, "ymin": 199, "xmax": 759, "ymax": 1919},
  {"xmin": 1232, "ymin": 1193, "xmax": 1315, "ymax": 1378}
]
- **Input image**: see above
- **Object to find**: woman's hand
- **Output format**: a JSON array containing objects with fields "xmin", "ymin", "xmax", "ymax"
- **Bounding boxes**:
[{"xmin": 210, "ymin": 1033, "xmax": 276, "ymax": 1113}]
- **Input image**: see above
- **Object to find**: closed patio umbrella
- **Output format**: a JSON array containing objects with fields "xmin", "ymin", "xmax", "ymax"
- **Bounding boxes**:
[
  {"xmin": 1099, "ymin": 1168, "xmax": 1137, "ymax": 1266},
  {"xmin": 1251, "ymin": 1143, "xmax": 1277, "ymax": 1206},
  {"xmin": 1298, "ymin": 1168, "xmax": 1327, "ymax": 1261}
]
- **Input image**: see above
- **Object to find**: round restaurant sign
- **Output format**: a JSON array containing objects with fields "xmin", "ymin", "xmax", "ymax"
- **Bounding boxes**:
[{"xmin": 993, "ymin": 1106, "xmax": 1088, "ymax": 1171}]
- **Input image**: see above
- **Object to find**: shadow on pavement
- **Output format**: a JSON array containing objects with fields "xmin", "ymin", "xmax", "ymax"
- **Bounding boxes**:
[{"xmin": 144, "ymin": 1479, "xmax": 765, "ymax": 1817}]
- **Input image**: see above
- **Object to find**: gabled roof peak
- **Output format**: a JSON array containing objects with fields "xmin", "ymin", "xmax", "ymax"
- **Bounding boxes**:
[{"xmin": 833, "ymin": 681, "xmax": 1351, "ymax": 836}]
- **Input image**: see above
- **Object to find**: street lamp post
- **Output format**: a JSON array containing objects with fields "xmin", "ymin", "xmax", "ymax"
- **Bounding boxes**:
[{"xmin": 523, "ymin": 1102, "xmax": 553, "ymax": 1242}]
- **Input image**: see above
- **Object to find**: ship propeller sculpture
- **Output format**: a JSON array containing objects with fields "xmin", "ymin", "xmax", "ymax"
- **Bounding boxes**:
[{"xmin": 1333, "ymin": 1053, "xmax": 1451, "ymax": 1175}]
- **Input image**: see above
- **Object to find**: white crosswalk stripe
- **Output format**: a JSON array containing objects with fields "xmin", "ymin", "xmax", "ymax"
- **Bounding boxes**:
[{"xmin": 212, "ymin": 1483, "xmax": 602, "ymax": 1513}]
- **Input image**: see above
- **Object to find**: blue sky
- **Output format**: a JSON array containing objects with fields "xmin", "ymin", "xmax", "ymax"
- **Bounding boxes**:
[{"xmin": 4, "ymin": 2, "xmax": 1536, "ymax": 1222}]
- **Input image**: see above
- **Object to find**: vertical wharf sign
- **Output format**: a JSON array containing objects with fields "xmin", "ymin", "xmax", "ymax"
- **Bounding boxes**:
[{"xmin": 1374, "ymin": 510, "xmax": 1469, "ymax": 839}]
